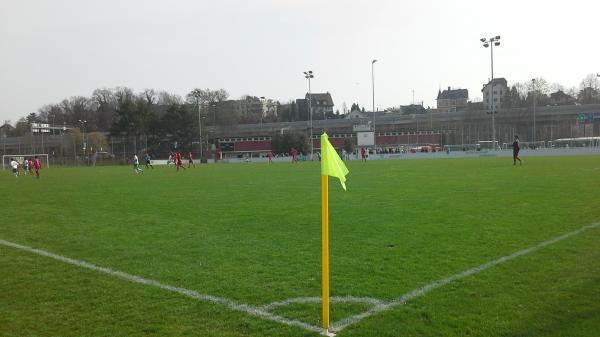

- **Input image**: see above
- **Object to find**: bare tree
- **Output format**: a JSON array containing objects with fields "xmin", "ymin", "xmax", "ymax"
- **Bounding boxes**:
[
  {"xmin": 577, "ymin": 74, "xmax": 600, "ymax": 104},
  {"xmin": 92, "ymin": 88, "xmax": 117, "ymax": 131},
  {"xmin": 526, "ymin": 78, "xmax": 550, "ymax": 95},
  {"xmin": 38, "ymin": 103, "xmax": 65, "ymax": 126},
  {"xmin": 186, "ymin": 88, "xmax": 205, "ymax": 105},
  {"xmin": 213, "ymin": 89, "xmax": 229, "ymax": 102},
  {"xmin": 580, "ymin": 73, "xmax": 599, "ymax": 90},
  {"xmin": 186, "ymin": 88, "xmax": 229, "ymax": 105},
  {"xmin": 566, "ymin": 86, "xmax": 578, "ymax": 98},
  {"xmin": 114, "ymin": 87, "xmax": 135, "ymax": 105},
  {"xmin": 550, "ymin": 82, "xmax": 565, "ymax": 93},
  {"xmin": 157, "ymin": 91, "xmax": 183, "ymax": 105},
  {"xmin": 513, "ymin": 82, "xmax": 528, "ymax": 100},
  {"xmin": 92, "ymin": 88, "xmax": 116, "ymax": 107},
  {"xmin": 60, "ymin": 96, "xmax": 93, "ymax": 128},
  {"xmin": 141, "ymin": 89, "xmax": 157, "ymax": 104}
]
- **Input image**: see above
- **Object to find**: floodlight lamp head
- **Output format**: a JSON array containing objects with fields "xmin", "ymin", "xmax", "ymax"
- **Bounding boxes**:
[
  {"xmin": 480, "ymin": 38, "xmax": 487, "ymax": 42},
  {"xmin": 483, "ymin": 42, "xmax": 490, "ymax": 48},
  {"xmin": 495, "ymin": 35, "xmax": 501, "ymax": 40},
  {"xmin": 372, "ymin": 59, "xmax": 377, "ymax": 64},
  {"xmin": 494, "ymin": 41, "xmax": 500, "ymax": 46}
]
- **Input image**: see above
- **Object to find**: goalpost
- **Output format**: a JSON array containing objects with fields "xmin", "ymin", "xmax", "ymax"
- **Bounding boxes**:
[{"xmin": 2, "ymin": 154, "xmax": 50, "ymax": 170}]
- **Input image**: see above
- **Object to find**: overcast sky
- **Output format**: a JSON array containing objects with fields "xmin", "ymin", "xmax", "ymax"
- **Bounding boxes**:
[{"xmin": 1, "ymin": 0, "xmax": 598, "ymax": 123}]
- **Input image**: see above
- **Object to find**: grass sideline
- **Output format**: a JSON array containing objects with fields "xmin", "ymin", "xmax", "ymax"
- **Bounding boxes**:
[{"xmin": 1, "ymin": 156, "xmax": 599, "ymax": 336}]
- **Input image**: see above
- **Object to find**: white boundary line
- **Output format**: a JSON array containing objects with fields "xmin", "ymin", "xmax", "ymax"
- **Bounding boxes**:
[
  {"xmin": 329, "ymin": 222, "xmax": 600, "ymax": 331},
  {"xmin": 1, "ymin": 222, "xmax": 598, "ymax": 335},
  {"xmin": 0, "ymin": 239, "xmax": 325, "ymax": 335}
]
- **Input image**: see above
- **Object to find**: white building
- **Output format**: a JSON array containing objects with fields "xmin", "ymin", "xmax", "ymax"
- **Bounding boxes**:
[
  {"xmin": 481, "ymin": 78, "xmax": 508, "ymax": 113},
  {"xmin": 436, "ymin": 87, "xmax": 469, "ymax": 113}
]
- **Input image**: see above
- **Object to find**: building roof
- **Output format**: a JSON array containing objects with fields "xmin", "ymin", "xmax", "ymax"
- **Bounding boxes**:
[
  {"xmin": 550, "ymin": 90, "xmax": 573, "ymax": 100},
  {"xmin": 306, "ymin": 92, "xmax": 334, "ymax": 106},
  {"xmin": 437, "ymin": 87, "xmax": 468, "ymax": 100},
  {"xmin": 400, "ymin": 104, "xmax": 427, "ymax": 114},
  {"xmin": 481, "ymin": 78, "xmax": 508, "ymax": 91}
]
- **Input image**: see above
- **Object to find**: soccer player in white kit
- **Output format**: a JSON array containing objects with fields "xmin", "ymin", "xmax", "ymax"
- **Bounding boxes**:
[{"xmin": 10, "ymin": 158, "xmax": 19, "ymax": 177}]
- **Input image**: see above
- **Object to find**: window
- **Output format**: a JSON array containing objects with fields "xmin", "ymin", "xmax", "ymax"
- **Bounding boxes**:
[{"xmin": 493, "ymin": 98, "xmax": 497, "ymax": 102}]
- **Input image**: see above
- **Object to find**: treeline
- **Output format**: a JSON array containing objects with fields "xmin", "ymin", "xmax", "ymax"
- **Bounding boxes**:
[
  {"xmin": 502, "ymin": 74, "xmax": 599, "ymax": 108},
  {"xmin": 3, "ymin": 87, "xmax": 236, "ymax": 155},
  {"xmin": 7, "ymin": 86, "xmax": 343, "ymax": 139},
  {"xmin": 6, "ymin": 74, "xmax": 599, "ymax": 138},
  {"xmin": 9, "ymin": 87, "xmax": 229, "ymax": 133}
]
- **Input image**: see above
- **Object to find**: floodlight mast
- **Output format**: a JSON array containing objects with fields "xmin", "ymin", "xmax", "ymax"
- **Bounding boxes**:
[
  {"xmin": 481, "ymin": 35, "xmax": 501, "ymax": 149},
  {"xmin": 304, "ymin": 70, "xmax": 314, "ymax": 159},
  {"xmin": 78, "ymin": 119, "xmax": 87, "ymax": 157},
  {"xmin": 372, "ymin": 59, "xmax": 377, "ymax": 148},
  {"xmin": 531, "ymin": 78, "xmax": 537, "ymax": 147}
]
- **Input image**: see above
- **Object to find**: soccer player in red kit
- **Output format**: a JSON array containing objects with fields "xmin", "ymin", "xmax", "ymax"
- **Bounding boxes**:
[
  {"xmin": 267, "ymin": 151, "xmax": 273, "ymax": 164},
  {"xmin": 291, "ymin": 148, "xmax": 298, "ymax": 163},
  {"xmin": 176, "ymin": 152, "xmax": 186, "ymax": 171},
  {"xmin": 188, "ymin": 152, "xmax": 195, "ymax": 168},
  {"xmin": 34, "ymin": 156, "xmax": 41, "ymax": 179},
  {"xmin": 28, "ymin": 158, "xmax": 34, "ymax": 175}
]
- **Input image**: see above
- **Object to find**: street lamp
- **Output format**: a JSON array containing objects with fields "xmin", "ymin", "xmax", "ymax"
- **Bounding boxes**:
[
  {"xmin": 78, "ymin": 119, "xmax": 87, "ymax": 157},
  {"xmin": 481, "ymin": 35, "xmax": 501, "ymax": 149},
  {"xmin": 211, "ymin": 103, "xmax": 217, "ymax": 125},
  {"xmin": 532, "ymin": 78, "xmax": 537, "ymax": 145},
  {"xmin": 304, "ymin": 70, "xmax": 314, "ymax": 159},
  {"xmin": 371, "ymin": 59, "xmax": 377, "ymax": 148},
  {"xmin": 196, "ymin": 98, "xmax": 203, "ymax": 161},
  {"xmin": 260, "ymin": 96, "xmax": 266, "ymax": 130}
]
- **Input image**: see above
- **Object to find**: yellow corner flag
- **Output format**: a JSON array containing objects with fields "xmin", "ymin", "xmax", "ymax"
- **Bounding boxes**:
[
  {"xmin": 320, "ymin": 133, "xmax": 349, "ymax": 333},
  {"xmin": 321, "ymin": 133, "xmax": 349, "ymax": 190}
]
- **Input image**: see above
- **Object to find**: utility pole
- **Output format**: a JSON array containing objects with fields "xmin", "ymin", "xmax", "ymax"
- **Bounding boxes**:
[
  {"xmin": 372, "ymin": 59, "xmax": 377, "ymax": 148},
  {"xmin": 197, "ymin": 97, "xmax": 203, "ymax": 161},
  {"xmin": 78, "ymin": 119, "xmax": 87, "ymax": 158},
  {"xmin": 532, "ymin": 78, "xmax": 537, "ymax": 145}
]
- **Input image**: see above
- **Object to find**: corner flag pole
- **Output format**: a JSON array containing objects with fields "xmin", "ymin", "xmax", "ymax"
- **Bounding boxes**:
[
  {"xmin": 321, "ymin": 174, "xmax": 330, "ymax": 330},
  {"xmin": 320, "ymin": 133, "xmax": 349, "ymax": 335}
]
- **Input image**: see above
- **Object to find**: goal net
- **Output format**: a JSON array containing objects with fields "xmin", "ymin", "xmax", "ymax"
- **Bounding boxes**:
[{"xmin": 2, "ymin": 154, "xmax": 50, "ymax": 170}]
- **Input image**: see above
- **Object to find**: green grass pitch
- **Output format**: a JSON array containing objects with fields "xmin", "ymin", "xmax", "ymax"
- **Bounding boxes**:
[{"xmin": 1, "ymin": 156, "xmax": 600, "ymax": 337}]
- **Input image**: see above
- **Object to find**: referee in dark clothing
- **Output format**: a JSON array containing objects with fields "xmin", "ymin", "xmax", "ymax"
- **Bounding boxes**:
[{"xmin": 513, "ymin": 135, "xmax": 522, "ymax": 166}]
